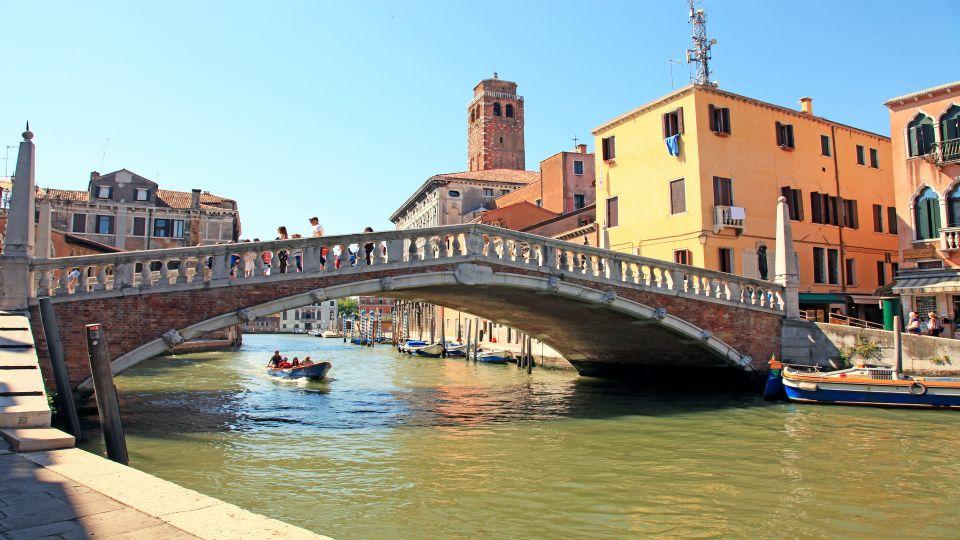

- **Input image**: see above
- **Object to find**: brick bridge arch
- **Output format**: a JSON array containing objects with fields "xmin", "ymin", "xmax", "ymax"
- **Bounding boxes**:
[{"xmin": 25, "ymin": 225, "xmax": 787, "ymax": 391}]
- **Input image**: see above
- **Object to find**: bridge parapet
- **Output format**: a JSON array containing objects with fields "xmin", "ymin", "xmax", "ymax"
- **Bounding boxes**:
[{"xmin": 28, "ymin": 224, "xmax": 784, "ymax": 314}]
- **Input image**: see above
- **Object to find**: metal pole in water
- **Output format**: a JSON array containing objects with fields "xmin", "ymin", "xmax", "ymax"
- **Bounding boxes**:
[
  {"xmin": 439, "ymin": 306, "xmax": 446, "ymax": 357},
  {"xmin": 526, "ymin": 335, "xmax": 533, "ymax": 374},
  {"xmin": 519, "ymin": 333, "xmax": 526, "ymax": 368},
  {"xmin": 893, "ymin": 315, "xmax": 903, "ymax": 376},
  {"xmin": 38, "ymin": 298, "xmax": 81, "ymax": 439},
  {"xmin": 465, "ymin": 318, "xmax": 473, "ymax": 362},
  {"xmin": 473, "ymin": 317, "xmax": 480, "ymax": 362},
  {"xmin": 429, "ymin": 305, "xmax": 436, "ymax": 345},
  {"xmin": 84, "ymin": 323, "xmax": 128, "ymax": 465}
]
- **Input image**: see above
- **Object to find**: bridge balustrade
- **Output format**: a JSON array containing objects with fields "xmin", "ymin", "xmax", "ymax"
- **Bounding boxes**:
[{"xmin": 27, "ymin": 224, "xmax": 784, "ymax": 313}]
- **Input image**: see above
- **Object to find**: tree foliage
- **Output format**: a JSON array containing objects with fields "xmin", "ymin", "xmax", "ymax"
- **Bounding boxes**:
[{"xmin": 338, "ymin": 297, "xmax": 359, "ymax": 318}]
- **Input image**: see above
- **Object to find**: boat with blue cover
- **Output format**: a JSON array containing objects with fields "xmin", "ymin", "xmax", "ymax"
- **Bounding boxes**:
[
  {"xmin": 476, "ymin": 350, "xmax": 512, "ymax": 364},
  {"xmin": 267, "ymin": 361, "xmax": 332, "ymax": 381},
  {"xmin": 415, "ymin": 343, "xmax": 445, "ymax": 358},
  {"xmin": 781, "ymin": 363, "xmax": 960, "ymax": 409},
  {"xmin": 398, "ymin": 340, "xmax": 427, "ymax": 354}
]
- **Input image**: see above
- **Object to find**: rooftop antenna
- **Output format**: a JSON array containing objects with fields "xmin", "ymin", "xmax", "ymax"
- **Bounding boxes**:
[
  {"xmin": 686, "ymin": 0, "xmax": 717, "ymax": 87},
  {"xmin": 668, "ymin": 58, "xmax": 684, "ymax": 89},
  {"xmin": 571, "ymin": 135, "xmax": 579, "ymax": 148},
  {"xmin": 3, "ymin": 145, "xmax": 15, "ymax": 176},
  {"xmin": 100, "ymin": 138, "xmax": 111, "ymax": 171}
]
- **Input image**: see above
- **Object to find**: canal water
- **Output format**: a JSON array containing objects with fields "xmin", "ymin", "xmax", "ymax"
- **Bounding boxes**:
[{"xmin": 79, "ymin": 334, "xmax": 960, "ymax": 538}]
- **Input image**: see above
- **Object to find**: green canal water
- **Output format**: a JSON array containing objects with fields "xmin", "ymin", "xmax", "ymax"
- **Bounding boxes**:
[{"xmin": 78, "ymin": 334, "xmax": 960, "ymax": 538}]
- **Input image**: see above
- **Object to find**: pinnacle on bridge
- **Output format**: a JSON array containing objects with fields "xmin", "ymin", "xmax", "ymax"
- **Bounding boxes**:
[
  {"xmin": 0, "ymin": 124, "xmax": 38, "ymax": 309},
  {"xmin": 774, "ymin": 196, "xmax": 800, "ymax": 318},
  {"xmin": 23, "ymin": 121, "xmax": 33, "ymax": 140}
]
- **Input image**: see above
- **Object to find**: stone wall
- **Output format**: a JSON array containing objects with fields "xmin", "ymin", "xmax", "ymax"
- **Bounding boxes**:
[{"xmin": 781, "ymin": 319, "xmax": 960, "ymax": 374}]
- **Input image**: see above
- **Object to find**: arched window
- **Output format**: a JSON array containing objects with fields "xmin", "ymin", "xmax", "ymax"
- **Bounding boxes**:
[
  {"xmin": 470, "ymin": 109, "xmax": 475, "ymax": 123},
  {"xmin": 907, "ymin": 113, "xmax": 935, "ymax": 157},
  {"xmin": 941, "ymin": 106, "xmax": 960, "ymax": 161},
  {"xmin": 505, "ymin": 104, "xmax": 514, "ymax": 118},
  {"xmin": 948, "ymin": 185, "xmax": 960, "ymax": 227},
  {"xmin": 915, "ymin": 187, "xmax": 941, "ymax": 240},
  {"xmin": 493, "ymin": 102, "xmax": 501, "ymax": 116}
]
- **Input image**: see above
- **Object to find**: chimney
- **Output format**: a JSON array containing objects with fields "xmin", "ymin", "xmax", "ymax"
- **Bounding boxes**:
[
  {"xmin": 90, "ymin": 171, "xmax": 100, "ymax": 181},
  {"xmin": 191, "ymin": 188, "xmax": 201, "ymax": 209},
  {"xmin": 799, "ymin": 97, "xmax": 813, "ymax": 115},
  {"xmin": 576, "ymin": 144, "xmax": 588, "ymax": 154}
]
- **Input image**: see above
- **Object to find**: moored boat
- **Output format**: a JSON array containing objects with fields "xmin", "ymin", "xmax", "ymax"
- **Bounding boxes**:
[
  {"xmin": 476, "ymin": 350, "xmax": 511, "ymax": 364},
  {"xmin": 782, "ymin": 364, "xmax": 960, "ymax": 409},
  {"xmin": 444, "ymin": 342, "xmax": 466, "ymax": 357},
  {"xmin": 415, "ymin": 343, "xmax": 445, "ymax": 358},
  {"xmin": 398, "ymin": 340, "xmax": 427, "ymax": 354},
  {"xmin": 267, "ymin": 361, "xmax": 332, "ymax": 381}
]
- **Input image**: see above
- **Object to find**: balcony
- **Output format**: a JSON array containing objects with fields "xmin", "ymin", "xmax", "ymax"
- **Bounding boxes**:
[
  {"xmin": 942, "ymin": 226, "xmax": 960, "ymax": 251},
  {"xmin": 929, "ymin": 138, "xmax": 960, "ymax": 166},
  {"xmin": 713, "ymin": 205, "xmax": 745, "ymax": 234}
]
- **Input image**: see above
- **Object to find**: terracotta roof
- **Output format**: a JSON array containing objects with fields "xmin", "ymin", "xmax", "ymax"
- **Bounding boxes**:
[
  {"xmin": 885, "ymin": 81, "xmax": 960, "ymax": 106},
  {"xmin": 470, "ymin": 201, "xmax": 558, "ymax": 230},
  {"xmin": 433, "ymin": 169, "xmax": 540, "ymax": 184},
  {"xmin": 36, "ymin": 187, "xmax": 235, "ymax": 211}
]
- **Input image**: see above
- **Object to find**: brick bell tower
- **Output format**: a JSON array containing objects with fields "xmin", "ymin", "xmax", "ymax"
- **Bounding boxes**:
[{"xmin": 466, "ymin": 73, "xmax": 525, "ymax": 171}]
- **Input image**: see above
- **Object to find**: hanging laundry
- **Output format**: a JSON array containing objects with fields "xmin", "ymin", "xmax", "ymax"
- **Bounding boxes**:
[{"xmin": 664, "ymin": 134, "xmax": 681, "ymax": 156}]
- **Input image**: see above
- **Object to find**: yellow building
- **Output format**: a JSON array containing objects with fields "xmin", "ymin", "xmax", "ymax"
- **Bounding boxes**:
[{"xmin": 592, "ymin": 84, "xmax": 899, "ymax": 322}]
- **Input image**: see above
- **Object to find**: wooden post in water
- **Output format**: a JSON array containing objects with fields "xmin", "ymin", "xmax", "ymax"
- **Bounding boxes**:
[
  {"xmin": 465, "ymin": 318, "xmax": 473, "ymax": 362},
  {"xmin": 893, "ymin": 315, "xmax": 903, "ymax": 376},
  {"xmin": 38, "ymin": 298, "xmax": 82, "ymax": 439},
  {"xmin": 519, "ymin": 333, "xmax": 526, "ymax": 368},
  {"xmin": 526, "ymin": 335, "xmax": 534, "ymax": 374},
  {"xmin": 439, "ymin": 306, "xmax": 446, "ymax": 357},
  {"xmin": 473, "ymin": 317, "xmax": 480, "ymax": 361},
  {"xmin": 84, "ymin": 323, "xmax": 128, "ymax": 464},
  {"xmin": 429, "ymin": 305, "xmax": 436, "ymax": 345}
]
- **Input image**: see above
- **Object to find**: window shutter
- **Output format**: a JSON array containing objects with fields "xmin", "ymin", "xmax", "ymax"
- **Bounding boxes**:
[
  {"xmin": 851, "ymin": 200, "xmax": 859, "ymax": 229},
  {"xmin": 811, "ymin": 191, "xmax": 822, "ymax": 223},
  {"xmin": 775, "ymin": 122, "xmax": 783, "ymax": 146},
  {"xmin": 796, "ymin": 190, "xmax": 804, "ymax": 220},
  {"xmin": 888, "ymin": 207, "xmax": 898, "ymax": 234},
  {"xmin": 908, "ymin": 126, "xmax": 919, "ymax": 157},
  {"xmin": 662, "ymin": 113, "xmax": 668, "ymax": 138},
  {"xmin": 708, "ymin": 105, "xmax": 716, "ymax": 131},
  {"xmin": 723, "ymin": 107, "xmax": 731, "ymax": 134},
  {"xmin": 677, "ymin": 107, "xmax": 684, "ymax": 134}
]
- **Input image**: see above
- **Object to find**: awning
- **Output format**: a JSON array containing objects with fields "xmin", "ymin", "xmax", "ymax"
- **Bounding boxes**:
[
  {"xmin": 849, "ymin": 295, "xmax": 882, "ymax": 305},
  {"xmin": 799, "ymin": 293, "xmax": 847, "ymax": 304},
  {"xmin": 893, "ymin": 275, "xmax": 960, "ymax": 294}
]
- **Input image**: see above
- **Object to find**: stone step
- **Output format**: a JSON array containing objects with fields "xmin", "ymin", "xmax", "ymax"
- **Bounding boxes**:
[
  {"xmin": 0, "ymin": 368, "xmax": 46, "ymax": 395},
  {"xmin": 0, "ymin": 395, "xmax": 51, "ymax": 428},
  {"xmin": 0, "ymin": 347, "xmax": 41, "ymax": 368},
  {"xmin": 0, "ymin": 328, "xmax": 35, "ymax": 348},
  {"xmin": 0, "ymin": 427, "xmax": 75, "ymax": 452}
]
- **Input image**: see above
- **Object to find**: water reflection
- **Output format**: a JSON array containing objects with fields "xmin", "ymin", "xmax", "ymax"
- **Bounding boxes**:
[{"xmin": 79, "ymin": 334, "xmax": 960, "ymax": 539}]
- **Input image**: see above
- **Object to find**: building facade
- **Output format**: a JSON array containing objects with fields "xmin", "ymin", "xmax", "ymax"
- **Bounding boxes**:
[
  {"xmin": 278, "ymin": 300, "xmax": 338, "ymax": 333},
  {"xmin": 887, "ymin": 81, "xmax": 960, "ymax": 334},
  {"xmin": 495, "ymin": 145, "xmax": 596, "ymax": 214},
  {"xmin": 593, "ymin": 84, "xmax": 899, "ymax": 321},
  {"xmin": 37, "ymin": 169, "xmax": 239, "ymax": 250}
]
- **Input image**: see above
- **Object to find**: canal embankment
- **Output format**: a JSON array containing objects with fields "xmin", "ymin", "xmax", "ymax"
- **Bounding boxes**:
[{"xmin": 0, "ymin": 443, "xmax": 327, "ymax": 539}]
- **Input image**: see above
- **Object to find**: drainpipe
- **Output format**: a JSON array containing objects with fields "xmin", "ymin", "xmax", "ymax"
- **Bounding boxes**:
[{"xmin": 830, "ymin": 125, "xmax": 847, "ymax": 292}]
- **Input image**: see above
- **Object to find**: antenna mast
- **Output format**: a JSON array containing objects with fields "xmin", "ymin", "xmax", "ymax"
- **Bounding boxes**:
[{"xmin": 686, "ymin": 0, "xmax": 717, "ymax": 87}]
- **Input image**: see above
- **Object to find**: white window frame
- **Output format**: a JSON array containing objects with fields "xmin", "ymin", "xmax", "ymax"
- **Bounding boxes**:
[
  {"xmin": 97, "ymin": 185, "xmax": 111, "ymax": 199},
  {"xmin": 135, "ymin": 188, "xmax": 149, "ymax": 201}
]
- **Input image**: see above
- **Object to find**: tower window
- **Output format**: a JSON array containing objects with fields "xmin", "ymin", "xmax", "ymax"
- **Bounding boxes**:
[
  {"xmin": 493, "ymin": 103, "xmax": 501, "ymax": 116},
  {"xmin": 499, "ymin": 136, "xmax": 504, "ymax": 144},
  {"xmin": 470, "ymin": 109, "xmax": 475, "ymax": 122},
  {"xmin": 505, "ymin": 104, "xmax": 514, "ymax": 118}
]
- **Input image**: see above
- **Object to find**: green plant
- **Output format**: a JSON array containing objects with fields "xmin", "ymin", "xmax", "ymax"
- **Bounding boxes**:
[
  {"xmin": 837, "ymin": 337, "xmax": 883, "ymax": 367},
  {"xmin": 337, "ymin": 297, "xmax": 359, "ymax": 319},
  {"xmin": 930, "ymin": 355, "xmax": 952, "ymax": 366}
]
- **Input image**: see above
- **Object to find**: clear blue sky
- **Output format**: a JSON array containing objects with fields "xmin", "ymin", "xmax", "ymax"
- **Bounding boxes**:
[{"xmin": 3, "ymin": 0, "xmax": 956, "ymax": 239}]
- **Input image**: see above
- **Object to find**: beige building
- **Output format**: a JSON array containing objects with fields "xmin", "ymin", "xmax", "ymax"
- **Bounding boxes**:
[{"xmin": 37, "ymin": 169, "xmax": 240, "ymax": 250}]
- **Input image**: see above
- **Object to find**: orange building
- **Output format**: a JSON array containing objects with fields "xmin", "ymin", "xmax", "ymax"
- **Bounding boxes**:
[
  {"xmin": 592, "ymin": 84, "xmax": 899, "ymax": 321},
  {"xmin": 886, "ymin": 81, "xmax": 960, "ymax": 333}
]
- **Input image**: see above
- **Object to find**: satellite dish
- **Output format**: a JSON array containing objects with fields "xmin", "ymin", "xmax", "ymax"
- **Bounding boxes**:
[{"xmin": 710, "ymin": 38, "xmax": 718, "ymax": 45}]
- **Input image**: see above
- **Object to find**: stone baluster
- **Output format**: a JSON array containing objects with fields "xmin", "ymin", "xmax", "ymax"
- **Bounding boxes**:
[
  {"xmin": 94, "ymin": 265, "xmax": 108, "ymax": 291},
  {"xmin": 212, "ymin": 253, "xmax": 230, "ymax": 280},
  {"xmin": 386, "ymin": 239, "xmax": 404, "ymax": 264},
  {"xmin": 407, "ymin": 239, "xmax": 419, "ymax": 262},
  {"xmin": 253, "ymin": 251, "xmax": 265, "ymax": 277},
  {"xmin": 116, "ymin": 262, "xmax": 134, "ymax": 289},
  {"xmin": 624, "ymin": 262, "xmax": 635, "ymax": 284},
  {"xmin": 452, "ymin": 233, "xmax": 463, "ymax": 256},
  {"xmin": 140, "ymin": 260, "xmax": 153, "ymax": 288},
  {"xmin": 159, "ymin": 259, "xmax": 171, "ymax": 286},
  {"xmin": 176, "ymin": 258, "xmax": 190, "ymax": 283},
  {"xmin": 194, "ymin": 256, "xmax": 207, "ymax": 284},
  {"xmin": 36, "ymin": 270, "xmax": 52, "ymax": 297},
  {"xmin": 54, "ymin": 269, "xmax": 70, "ymax": 296},
  {"xmin": 303, "ymin": 245, "xmax": 322, "ymax": 271},
  {"xmin": 540, "ymin": 245, "xmax": 553, "ymax": 270},
  {"xmin": 77, "ymin": 266, "xmax": 89, "ymax": 294},
  {"xmin": 727, "ymin": 281, "xmax": 741, "ymax": 304},
  {"xmin": 269, "ymin": 249, "xmax": 280, "ymax": 275},
  {"xmin": 428, "ymin": 237, "xmax": 440, "ymax": 260},
  {"xmin": 609, "ymin": 259, "xmax": 622, "ymax": 282},
  {"xmin": 335, "ymin": 243, "xmax": 349, "ymax": 269}
]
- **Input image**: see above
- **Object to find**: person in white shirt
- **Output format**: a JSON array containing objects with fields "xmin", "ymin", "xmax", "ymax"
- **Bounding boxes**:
[{"xmin": 309, "ymin": 217, "xmax": 324, "ymax": 237}]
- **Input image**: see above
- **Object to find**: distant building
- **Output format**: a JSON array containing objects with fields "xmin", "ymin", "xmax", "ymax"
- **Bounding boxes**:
[
  {"xmin": 467, "ymin": 74, "xmax": 525, "ymax": 171},
  {"xmin": 886, "ymin": 81, "xmax": 960, "ymax": 333},
  {"xmin": 359, "ymin": 296, "xmax": 394, "ymax": 336},
  {"xmin": 278, "ymin": 300, "xmax": 338, "ymax": 333},
  {"xmin": 241, "ymin": 313, "xmax": 281, "ymax": 334},
  {"xmin": 36, "ymin": 169, "xmax": 240, "ymax": 250},
  {"xmin": 494, "ymin": 145, "xmax": 596, "ymax": 215},
  {"xmin": 592, "ymin": 84, "xmax": 899, "ymax": 321}
]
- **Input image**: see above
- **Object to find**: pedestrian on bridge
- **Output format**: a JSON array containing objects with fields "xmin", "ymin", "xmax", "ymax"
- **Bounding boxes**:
[
  {"xmin": 363, "ymin": 226, "xmax": 375, "ymax": 265},
  {"xmin": 276, "ymin": 226, "xmax": 289, "ymax": 273},
  {"xmin": 310, "ymin": 217, "xmax": 327, "ymax": 267}
]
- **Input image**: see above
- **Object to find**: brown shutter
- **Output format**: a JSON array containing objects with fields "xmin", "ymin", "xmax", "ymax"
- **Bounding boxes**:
[
  {"xmin": 677, "ymin": 107, "xmax": 684, "ymax": 134},
  {"xmin": 723, "ymin": 107, "xmax": 731, "ymax": 134},
  {"xmin": 708, "ymin": 105, "xmax": 716, "ymax": 131},
  {"xmin": 775, "ymin": 122, "xmax": 783, "ymax": 146},
  {"xmin": 662, "ymin": 113, "xmax": 667, "ymax": 138},
  {"xmin": 811, "ymin": 191, "xmax": 822, "ymax": 223}
]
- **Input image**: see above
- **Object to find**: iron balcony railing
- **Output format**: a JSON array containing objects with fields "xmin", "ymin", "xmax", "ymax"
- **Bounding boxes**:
[{"xmin": 931, "ymin": 138, "xmax": 960, "ymax": 166}]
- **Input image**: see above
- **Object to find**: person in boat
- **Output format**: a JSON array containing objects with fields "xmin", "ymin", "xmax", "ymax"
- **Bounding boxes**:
[
  {"xmin": 927, "ymin": 312, "xmax": 943, "ymax": 337},
  {"xmin": 301, "ymin": 356, "xmax": 314, "ymax": 366},
  {"xmin": 278, "ymin": 357, "xmax": 293, "ymax": 369},
  {"xmin": 906, "ymin": 312, "xmax": 922, "ymax": 334},
  {"xmin": 291, "ymin": 357, "xmax": 300, "ymax": 367},
  {"xmin": 268, "ymin": 350, "xmax": 283, "ymax": 368}
]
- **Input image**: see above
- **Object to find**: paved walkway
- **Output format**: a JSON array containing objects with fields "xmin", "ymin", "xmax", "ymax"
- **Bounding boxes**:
[{"xmin": 0, "ymin": 445, "xmax": 327, "ymax": 540}]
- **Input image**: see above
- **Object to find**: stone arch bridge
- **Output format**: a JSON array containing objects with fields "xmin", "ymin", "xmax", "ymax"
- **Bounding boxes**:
[{"xmin": 18, "ymin": 223, "xmax": 790, "ymax": 392}]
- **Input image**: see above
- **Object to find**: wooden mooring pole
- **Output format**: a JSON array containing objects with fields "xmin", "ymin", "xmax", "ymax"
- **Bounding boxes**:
[
  {"xmin": 519, "ymin": 333, "xmax": 526, "ymax": 368},
  {"xmin": 893, "ymin": 315, "xmax": 903, "ymax": 376},
  {"xmin": 439, "ymin": 307, "xmax": 446, "ymax": 358},
  {"xmin": 84, "ymin": 323, "xmax": 128, "ymax": 465},
  {"xmin": 526, "ymin": 335, "xmax": 533, "ymax": 374},
  {"xmin": 38, "ymin": 298, "xmax": 82, "ymax": 439},
  {"xmin": 465, "ymin": 319, "xmax": 473, "ymax": 362}
]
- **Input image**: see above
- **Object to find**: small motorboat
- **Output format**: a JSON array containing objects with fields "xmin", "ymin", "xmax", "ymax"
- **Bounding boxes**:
[
  {"xmin": 415, "ymin": 343, "xmax": 445, "ymax": 358},
  {"xmin": 444, "ymin": 342, "xmax": 467, "ymax": 358},
  {"xmin": 398, "ymin": 340, "xmax": 427, "ymax": 353},
  {"xmin": 476, "ymin": 350, "xmax": 511, "ymax": 364},
  {"xmin": 782, "ymin": 363, "xmax": 960, "ymax": 409},
  {"xmin": 267, "ymin": 361, "xmax": 332, "ymax": 381}
]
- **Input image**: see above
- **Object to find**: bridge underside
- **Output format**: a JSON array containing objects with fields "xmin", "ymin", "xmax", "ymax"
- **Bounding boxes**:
[{"xmin": 386, "ymin": 284, "xmax": 750, "ymax": 381}]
